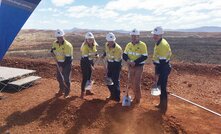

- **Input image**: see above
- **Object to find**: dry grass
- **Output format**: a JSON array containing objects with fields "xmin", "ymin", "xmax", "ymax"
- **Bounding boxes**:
[{"xmin": 6, "ymin": 29, "xmax": 221, "ymax": 64}]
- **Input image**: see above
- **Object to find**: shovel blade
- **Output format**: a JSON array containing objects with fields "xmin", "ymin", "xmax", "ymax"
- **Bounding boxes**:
[
  {"xmin": 85, "ymin": 80, "xmax": 94, "ymax": 90},
  {"xmin": 122, "ymin": 95, "xmax": 132, "ymax": 106},
  {"xmin": 104, "ymin": 77, "xmax": 114, "ymax": 86},
  {"xmin": 151, "ymin": 87, "xmax": 161, "ymax": 96}
]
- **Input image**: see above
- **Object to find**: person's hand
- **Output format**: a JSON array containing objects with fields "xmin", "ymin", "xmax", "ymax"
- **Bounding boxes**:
[
  {"xmin": 130, "ymin": 62, "xmax": 135, "ymax": 67},
  {"xmin": 50, "ymin": 48, "xmax": 56, "ymax": 53},
  {"xmin": 127, "ymin": 61, "xmax": 135, "ymax": 67},
  {"xmin": 95, "ymin": 54, "xmax": 99, "ymax": 58},
  {"xmin": 59, "ymin": 66, "xmax": 63, "ymax": 72},
  {"xmin": 101, "ymin": 55, "xmax": 105, "ymax": 59}
]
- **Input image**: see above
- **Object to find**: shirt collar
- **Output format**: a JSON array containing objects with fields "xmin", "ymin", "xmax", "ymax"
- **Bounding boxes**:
[
  {"xmin": 56, "ymin": 40, "xmax": 65, "ymax": 45},
  {"xmin": 156, "ymin": 38, "xmax": 162, "ymax": 46},
  {"xmin": 108, "ymin": 43, "xmax": 116, "ymax": 48},
  {"xmin": 132, "ymin": 41, "xmax": 140, "ymax": 45}
]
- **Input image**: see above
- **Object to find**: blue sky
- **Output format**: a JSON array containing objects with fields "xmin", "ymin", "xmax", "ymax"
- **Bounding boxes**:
[{"xmin": 23, "ymin": 0, "xmax": 221, "ymax": 30}]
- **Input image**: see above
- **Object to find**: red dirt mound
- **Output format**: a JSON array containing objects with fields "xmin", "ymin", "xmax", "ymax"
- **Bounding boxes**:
[{"xmin": 0, "ymin": 57, "xmax": 220, "ymax": 134}]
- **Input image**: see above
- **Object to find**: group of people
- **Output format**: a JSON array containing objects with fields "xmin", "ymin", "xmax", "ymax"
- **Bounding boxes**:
[{"xmin": 50, "ymin": 26, "xmax": 172, "ymax": 114}]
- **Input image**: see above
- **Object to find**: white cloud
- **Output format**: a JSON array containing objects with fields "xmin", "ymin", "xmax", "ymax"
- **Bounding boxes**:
[
  {"xmin": 63, "ymin": 0, "xmax": 221, "ymax": 30},
  {"xmin": 51, "ymin": 0, "xmax": 75, "ymax": 7},
  {"xmin": 38, "ymin": 8, "xmax": 58, "ymax": 12},
  {"xmin": 105, "ymin": 0, "xmax": 194, "ymax": 11},
  {"xmin": 38, "ymin": 20, "xmax": 51, "ymax": 25},
  {"xmin": 24, "ymin": 0, "xmax": 221, "ymax": 30},
  {"xmin": 67, "ymin": 5, "xmax": 119, "ymax": 19}
]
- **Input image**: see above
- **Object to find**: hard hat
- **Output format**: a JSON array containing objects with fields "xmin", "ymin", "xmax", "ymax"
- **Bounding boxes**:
[
  {"xmin": 55, "ymin": 29, "xmax": 65, "ymax": 37},
  {"xmin": 106, "ymin": 32, "xmax": 116, "ymax": 41},
  {"xmin": 130, "ymin": 28, "xmax": 140, "ymax": 35},
  {"xmin": 151, "ymin": 26, "xmax": 164, "ymax": 35},
  {"xmin": 85, "ymin": 32, "xmax": 94, "ymax": 39}
]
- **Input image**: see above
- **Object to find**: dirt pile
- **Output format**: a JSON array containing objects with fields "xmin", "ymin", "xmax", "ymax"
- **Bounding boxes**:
[{"xmin": 0, "ymin": 57, "xmax": 220, "ymax": 134}]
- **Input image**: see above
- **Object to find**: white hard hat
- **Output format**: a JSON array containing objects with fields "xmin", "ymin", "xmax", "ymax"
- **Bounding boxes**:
[
  {"xmin": 151, "ymin": 26, "xmax": 164, "ymax": 35},
  {"xmin": 130, "ymin": 28, "xmax": 140, "ymax": 35},
  {"xmin": 85, "ymin": 32, "xmax": 94, "ymax": 39},
  {"xmin": 106, "ymin": 32, "xmax": 116, "ymax": 41},
  {"xmin": 55, "ymin": 29, "xmax": 65, "ymax": 37}
]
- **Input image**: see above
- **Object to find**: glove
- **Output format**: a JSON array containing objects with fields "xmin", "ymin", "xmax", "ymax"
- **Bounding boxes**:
[
  {"xmin": 95, "ymin": 53, "xmax": 99, "ymax": 58},
  {"xmin": 50, "ymin": 48, "xmax": 56, "ymax": 53}
]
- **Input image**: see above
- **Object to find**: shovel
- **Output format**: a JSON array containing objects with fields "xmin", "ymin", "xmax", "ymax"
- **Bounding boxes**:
[
  {"xmin": 85, "ymin": 54, "xmax": 100, "ymax": 90},
  {"xmin": 151, "ymin": 74, "xmax": 161, "ymax": 96},
  {"xmin": 51, "ymin": 51, "xmax": 68, "ymax": 89},
  {"xmin": 102, "ymin": 58, "xmax": 114, "ymax": 86},
  {"xmin": 122, "ymin": 67, "xmax": 132, "ymax": 107},
  {"xmin": 104, "ymin": 77, "xmax": 114, "ymax": 86},
  {"xmin": 151, "ymin": 86, "xmax": 161, "ymax": 96},
  {"xmin": 85, "ymin": 80, "xmax": 94, "ymax": 90}
]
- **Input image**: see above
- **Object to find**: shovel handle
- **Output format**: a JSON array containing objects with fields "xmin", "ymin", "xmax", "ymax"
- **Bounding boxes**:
[
  {"xmin": 125, "ymin": 67, "xmax": 130, "ymax": 96},
  {"xmin": 51, "ymin": 52, "xmax": 68, "ymax": 89}
]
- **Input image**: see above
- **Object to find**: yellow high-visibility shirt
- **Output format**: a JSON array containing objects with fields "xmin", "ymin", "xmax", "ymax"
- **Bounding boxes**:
[
  {"xmin": 124, "ymin": 41, "xmax": 148, "ymax": 63},
  {"xmin": 153, "ymin": 38, "xmax": 172, "ymax": 64},
  {"xmin": 105, "ymin": 42, "xmax": 122, "ymax": 62},
  {"xmin": 52, "ymin": 40, "xmax": 73, "ymax": 62},
  {"xmin": 81, "ymin": 42, "xmax": 97, "ymax": 60}
]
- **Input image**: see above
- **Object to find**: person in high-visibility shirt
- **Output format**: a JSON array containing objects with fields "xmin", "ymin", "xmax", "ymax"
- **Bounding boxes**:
[
  {"xmin": 80, "ymin": 32, "xmax": 99, "ymax": 98},
  {"xmin": 51, "ymin": 29, "xmax": 73, "ymax": 99},
  {"xmin": 102, "ymin": 32, "xmax": 122, "ymax": 102},
  {"xmin": 123, "ymin": 29, "xmax": 148, "ymax": 104},
  {"xmin": 151, "ymin": 26, "xmax": 172, "ymax": 114}
]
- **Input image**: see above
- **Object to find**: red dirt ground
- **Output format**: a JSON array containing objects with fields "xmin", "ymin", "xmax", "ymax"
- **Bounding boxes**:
[{"xmin": 0, "ymin": 57, "xmax": 221, "ymax": 134}]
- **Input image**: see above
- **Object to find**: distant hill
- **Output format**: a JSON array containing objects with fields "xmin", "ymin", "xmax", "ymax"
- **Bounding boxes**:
[
  {"xmin": 65, "ymin": 27, "xmax": 130, "ymax": 34},
  {"xmin": 64, "ymin": 27, "xmax": 89, "ymax": 33},
  {"xmin": 174, "ymin": 26, "xmax": 221, "ymax": 32}
]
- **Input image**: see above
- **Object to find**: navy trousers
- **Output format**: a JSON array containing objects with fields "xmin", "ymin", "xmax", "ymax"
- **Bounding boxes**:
[
  {"xmin": 155, "ymin": 63, "xmax": 171, "ymax": 112},
  {"xmin": 107, "ymin": 61, "xmax": 121, "ymax": 100}
]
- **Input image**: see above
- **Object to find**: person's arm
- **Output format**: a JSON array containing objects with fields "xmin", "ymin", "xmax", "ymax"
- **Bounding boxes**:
[
  {"xmin": 63, "ymin": 43, "xmax": 73, "ymax": 66},
  {"xmin": 81, "ymin": 44, "xmax": 90, "ymax": 64},
  {"xmin": 134, "ymin": 55, "xmax": 148, "ymax": 65},
  {"xmin": 114, "ymin": 46, "xmax": 123, "ymax": 62},
  {"xmin": 102, "ymin": 52, "xmax": 106, "ymax": 58},
  {"xmin": 50, "ymin": 42, "xmax": 56, "ymax": 53},
  {"xmin": 123, "ymin": 53, "xmax": 129, "ymax": 61},
  {"xmin": 134, "ymin": 42, "xmax": 148, "ymax": 65},
  {"xmin": 50, "ymin": 48, "xmax": 55, "ymax": 53},
  {"xmin": 123, "ymin": 44, "xmax": 129, "ymax": 61},
  {"xmin": 159, "ymin": 44, "xmax": 171, "ymax": 64}
]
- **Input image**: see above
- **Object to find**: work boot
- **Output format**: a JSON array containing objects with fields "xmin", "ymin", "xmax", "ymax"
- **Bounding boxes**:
[
  {"xmin": 55, "ymin": 90, "xmax": 63, "ymax": 96},
  {"xmin": 159, "ymin": 100, "xmax": 168, "ymax": 115},
  {"xmin": 135, "ymin": 99, "xmax": 140, "ymax": 104},
  {"xmin": 132, "ymin": 97, "xmax": 140, "ymax": 104},
  {"xmin": 80, "ymin": 91, "xmax": 84, "ymax": 99},
  {"xmin": 86, "ymin": 90, "xmax": 94, "ymax": 95},
  {"xmin": 106, "ymin": 95, "xmax": 114, "ymax": 100},
  {"xmin": 155, "ymin": 103, "xmax": 162, "ymax": 109},
  {"xmin": 114, "ymin": 97, "xmax": 120, "ymax": 102},
  {"xmin": 64, "ymin": 95, "xmax": 70, "ymax": 99}
]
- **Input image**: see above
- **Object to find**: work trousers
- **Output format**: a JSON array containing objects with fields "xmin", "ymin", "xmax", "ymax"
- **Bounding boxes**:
[
  {"xmin": 57, "ymin": 61, "xmax": 72, "ymax": 96},
  {"xmin": 107, "ymin": 61, "xmax": 122, "ymax": 100},
  {"xmin": 155, "ymin": 63, "xmax": 171, "ymax": 112},
  {"xmin": 80, "ymin": 58, "xmax": 93, "ymax": 92},
  {"xmin": 129, "ymin": 65, "xmax": 144, "ymax": 101}
]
